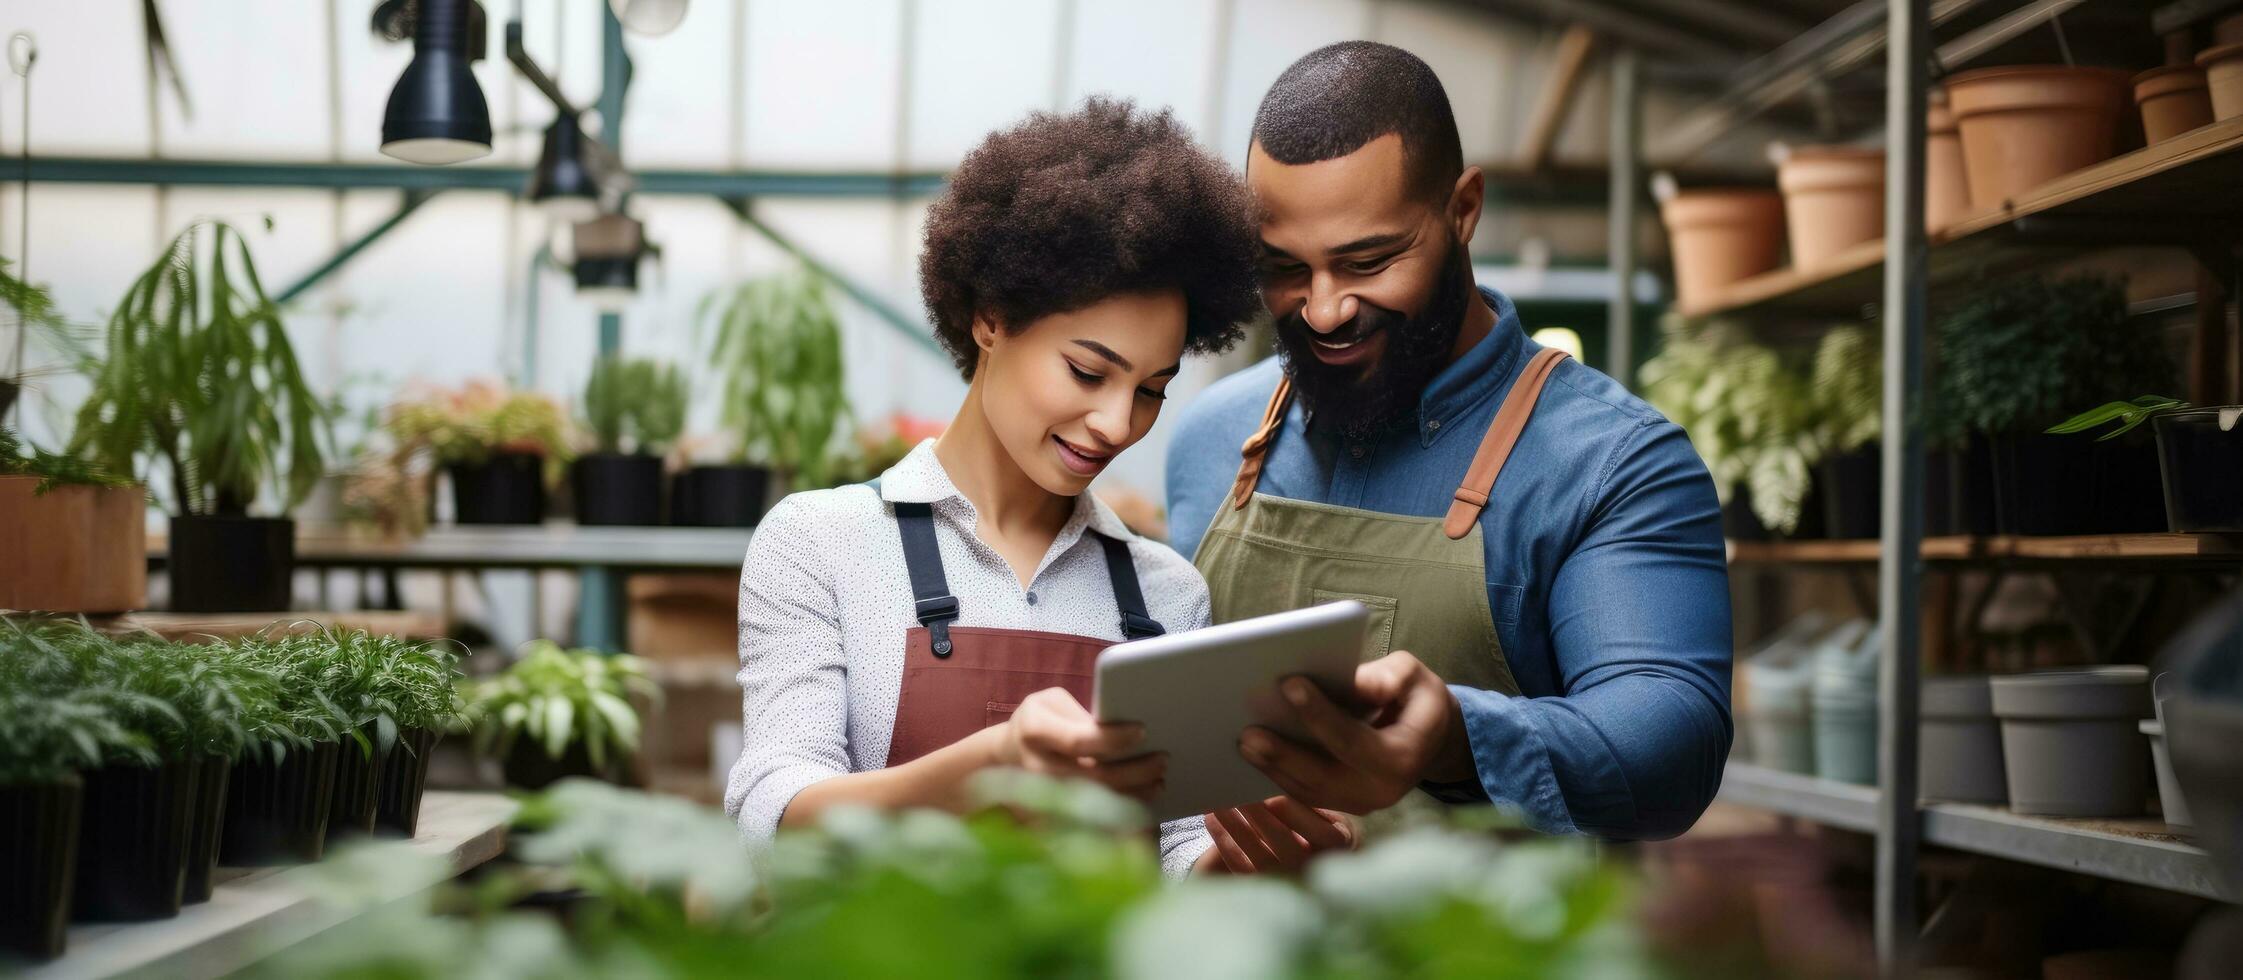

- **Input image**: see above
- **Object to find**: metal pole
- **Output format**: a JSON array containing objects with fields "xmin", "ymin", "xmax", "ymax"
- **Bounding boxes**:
[
  {"xmin": 1874, "ymin": 0, "xmax": 1930, "ymax": 973},
  {"xmin": 1606, "ymin": 46, "xmax": 1641, "ymax": 388}
]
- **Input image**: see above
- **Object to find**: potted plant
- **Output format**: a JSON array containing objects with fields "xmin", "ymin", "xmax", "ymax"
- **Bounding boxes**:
[
  {"xmin": 1932, "ymin": 273, "xmax": 2173, "ymax": 535},
  {"xmin": 302, "ymin": 630, "xmax": 464, "ymax": 842},
  {"xmin": 465, "ymin": 641, "xmax": 654, "ymax": 790},
  {"xmin": 386, "ymin": 380, "xmax": 572, "ymax": 526},
  {"xmin": 65, "ymin": 222, "xmax": 331, "ymax": 612},
  {"xmin": 0, "ymin": 424, "xmax": 147, "ymax": 614},
  {"xmin": 679, "ymin": 268, "xmax": 849, "ymax": 526},
  {"xmin": 575, "ymin": 355, "xmax": 687, "ymax": 526},
  {"xmin": 374, "ymin": 638, "xmax": 466, "ymax": 838},
  {"xmin": 2048, "ymin": 396, "xmax": 2243, "ymax": 532},
  {"xmin": 1808, "ymin": 326, "xmax": 1883, "ymax": 539},
  {"xmin": 214, "ymin": 633, "xmax": 354, "ymax": 865},
  {"xmin": 1639, "ymin": 316, "xmax": 1824, "ymax": 539}
]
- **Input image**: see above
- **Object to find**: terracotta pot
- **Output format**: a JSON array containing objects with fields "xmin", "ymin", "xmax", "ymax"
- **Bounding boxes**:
[
  {"xmin": 1946, "ymin": 65, "xmax": 2129, "ymax": 208},
  {"xmin": 2134, "ymin": 64, "xmax": 2215, "ymax": 143},
  {"xmin": 1926, "ymin": 96, "xmax": 1973, "ymax": 232},
  {"xmin": 2218, "ymin": 13, "xmax": 2243, "ymax": 46},
  {"xmin": 2199, "ymin": 43, "xmax": 2243, "ymax": 122},
  {"xmin": 0, "ymin": 476, "xmax": 148, "ymax": 613},
  {"xmin": 1778, "ymin": 147, "xmax": 1884, "ymax": 269},
  {"xmin": 1660, "ymin": 189, "xmax": 1783, "ymax": 312}
]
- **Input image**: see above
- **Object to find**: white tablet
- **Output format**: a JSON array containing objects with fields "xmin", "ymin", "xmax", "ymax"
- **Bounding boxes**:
[{"xmin": 1092, "ymin": 600, "xmax": 1369, "ymax": 822}]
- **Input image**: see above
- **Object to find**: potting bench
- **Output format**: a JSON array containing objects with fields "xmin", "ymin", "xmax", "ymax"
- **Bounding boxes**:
[
  {"xmin": 18, "ymin": 791, "xmax": 516, "ymax": 980},
  {"xmin": 1601, "ymin": 0, "xmax": 2243, "ymax": 969}
]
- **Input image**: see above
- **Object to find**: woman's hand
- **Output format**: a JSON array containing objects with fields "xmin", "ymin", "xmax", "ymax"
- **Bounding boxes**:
[
  {"xmin": 987, "ymin": 687, "xmax": 1168, "ymax": 801},
  {"xmin": 1194, "ymin": 795, "xmax": 1358, "ymax": 875}
]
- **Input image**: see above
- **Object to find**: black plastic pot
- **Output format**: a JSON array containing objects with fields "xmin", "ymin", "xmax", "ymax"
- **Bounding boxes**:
[
  {"xmin": 1940, "ymin": 437, "xmax": 2001, "ymax": 536},
  {"xmin": 325, "ymin": 730, "xmax": 385, "ymax": 844},
  {"xmin": 73, "ymin": 759, "xmax": 196, "ymax": 921},
  {"xmin": 1819, "ymin": 444, "xmax": 1882, "ymax": 540},
  {"xmin": 169, "ymin": 515, "xmax": 295, "ymax": 612},
  {"xmin": 375, "ymin": 728, "xmax": 440, "ymax": 838},
  {"xmin": 573, "ymin": 452, "xmax": 664, "ymax": 526},
  {"xmin": 221, "ymin": 740, "xmax": 340, "ymax": 866},
  {"xmin": 2155, "ymin": 408, "xmax": 2243, "ymax": 532},
  {"xmin": 1993, "ymin": 429, "xmax": 2167, "ymax": 535},
  {"xmin": 183, "ymin": 755, "xmax": 230, "ymax": 904},
  {"xmin": 448, "ymin": 452, "xmax": 547, "ymax": 525},
  {"xmin": 502, "ymin": 739, "xmax": 619, "ymax": 791},
  {"xmin": 670, "ymin": 464, "xmax": 772, "ymax": 527},
  {"xmin": 1720, "ymin": 482, "xmax": 1827, "ymax": 541},
  {"xmin": 2094, "ymin": 428, "xmax": 2168, "ymax": 533},
  {"xmin": 0, "ymin": 774, "xmax": 82, "ymax": 961}
]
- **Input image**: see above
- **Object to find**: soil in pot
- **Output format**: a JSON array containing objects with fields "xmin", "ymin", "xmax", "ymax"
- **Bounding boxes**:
[
  {"xmin": 1991, "ymin": 666, "xmax": 2152, "ymax": 817},
  {"xmin": 221, "ymin": 740, "xmax": 341, "ymax": 865},
  {"xmin": 1947, "ymin": 65, "xmax": 2129, "ymax": 207},
  {"xmin": 0, "ymin": 477, "xmax": 148, "ymax": 614},
  {"xmin": 2154, "ymin": 407, "xmax": 2243, "ymax": 531},
  {"xmin": 449, "ymin": 452, "xmax": 547, "ymax": 525},
  {"xmin": 1659, "ymin": 189, "xmax": 1784, "ymax": 312},
  {"xmin": 73, "ymin": 758, "xmax": 196, "ymax": 921},
  {"xmin": 0, "ymin": 774, "xmax": 83, "ymax": 961},
  {"xmin": 670, "ymin": 464, "xmax": 772, "ymax": 528},
  {"xmin": 2200, "ymin": 43, "xmax": 2243, "ymax": 122},
  {"xmin": 1777, "ymin": 147, "xmax": 1884, "ymax": 269},
  {"xmin": 325, "ymin": 731, "xmax": 385, "ymax": 844},
  {"xmin": 503, "ymin": 740, "xmax": 623, "ymax": 791},
  {"xmin": 168, "ymin": 514, "xmax": 294, "ymax": 613},
  {"xmin": 1921, "ymin": 676, "xmax": 2006, "ymax": 804},
  {"xmin": 375, "ymin": 728, "xmax": 441, "ymax": 838},
  {"xmin": 573, "ymin": 453, "xmax": 664, "ymax": 526},
  {"xmin": 2134, "ymin": 65, "xmax": 2215, "ymax": 144},
  {"xmin": 182, "ymin": 754, "xmax": 230, "ymax": 904}
]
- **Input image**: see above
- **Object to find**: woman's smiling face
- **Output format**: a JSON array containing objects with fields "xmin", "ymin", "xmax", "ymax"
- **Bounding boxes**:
[{"xmin": 971, "ymin": 288, "xmax": 1188, "ymax": 496}]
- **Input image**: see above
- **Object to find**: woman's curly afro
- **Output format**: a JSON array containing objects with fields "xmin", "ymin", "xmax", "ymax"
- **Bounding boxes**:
[{"xmin": 919, "ymin": 97, "xmax": 1263, "ymax": 380}]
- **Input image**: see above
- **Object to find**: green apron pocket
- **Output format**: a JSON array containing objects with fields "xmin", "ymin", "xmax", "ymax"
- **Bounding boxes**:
[{"xmin": 1313, "ymin": 590, "xmax": 1397, "ymax": 660}]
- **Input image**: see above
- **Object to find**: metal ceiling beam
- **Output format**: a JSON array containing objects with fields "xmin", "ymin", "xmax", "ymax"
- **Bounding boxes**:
[
  {"xmin": 1442, "ymin": 0, "xmax": 1740, "ymax": 63},
  {"xmin": 275, "ymin": 190, "xmax": 436, "ymax": 304},
  {"xmin": 1615, "ymin": 0, "xmax": 1811, "ymax": 49},
  {"xmin": 8, "ymin": 157, "xmax": 951, "ymax": 197}
]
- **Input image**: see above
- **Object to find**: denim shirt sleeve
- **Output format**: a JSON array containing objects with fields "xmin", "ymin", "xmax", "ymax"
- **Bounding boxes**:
[{"xmin": 1439, "ymin": 418, "xmax": 1735, "ymax": 840}]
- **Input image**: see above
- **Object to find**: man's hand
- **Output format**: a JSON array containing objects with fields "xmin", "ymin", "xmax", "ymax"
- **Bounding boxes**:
[
  {"xmin": 1235, "ymin": 651, "xmax": 1474, "ymax": 814},
  {"xmin": 1193, "ymin": 796, "xmax": 1357, "ymax": 875}
]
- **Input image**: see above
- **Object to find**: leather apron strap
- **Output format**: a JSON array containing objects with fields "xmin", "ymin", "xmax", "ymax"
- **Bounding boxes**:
[{"xmin": 1442, "ymin": 348, "xmax": 1569, "ymax": 539}]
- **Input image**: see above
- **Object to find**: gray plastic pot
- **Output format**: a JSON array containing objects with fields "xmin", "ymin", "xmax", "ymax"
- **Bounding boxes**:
[
  {"xmin": 2141, "ymin": 719, "xmax": 2193, "ymax": 831},
  {"xmin": 1744, "ymin": 661, "xmax": 1816, "ymax": 774},
  {"xmin": 1921, "ymin": 676, "xmax": 2008, "ymax": 804},
  {"xmin": 1990, "ymin": 666, "xmax": 2153, "ymax": 817},
  {"xmin": 1812, "ymin": 661, "xmax": 1879, "ymax": 786}
]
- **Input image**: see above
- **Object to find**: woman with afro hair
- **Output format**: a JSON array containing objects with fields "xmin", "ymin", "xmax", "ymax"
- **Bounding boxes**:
[{"xmin": 726, "ymin": 98, "xmax": 1354, "ymax": 877}]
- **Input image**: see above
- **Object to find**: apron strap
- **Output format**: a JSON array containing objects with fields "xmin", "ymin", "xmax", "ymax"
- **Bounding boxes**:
[
  {"xmin": 1094, "ymin": 533, "xmax": 1167, "ymax": 640},
  {"xmin": 892, "ymin": 501, "xmax": 961, "ymax": 657},
  {"xmin": 1226, "ymin": 375, "xmax": 1296, "ymax": 511},
  {"xmin": 1443, "ymin": 348, "xmax": 1570, "ymax": 540}
]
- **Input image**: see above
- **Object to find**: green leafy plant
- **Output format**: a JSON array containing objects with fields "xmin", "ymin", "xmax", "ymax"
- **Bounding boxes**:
[
  {"xmin": 65, "ymin": 220, "xmax": 331, "ymax": 517},
  {"xmin": 238, "ymin": 628, "xmax": 466, "ymax": 763},
  {"xmin": 699, "ymin": 268, "xmax": 850, "ymax": 488},
  {"xmin": 463, "ymin": 641, "xmax": 653, "ymax": 773},
  {"xmin": 2047, "ymin": 395, "xmax": 2190, "ymax": 441},
  {"xmin": 1930, "ymin": 273, "xmax": 2174, "ymax": 445},
  {"xmin": 0, "ymin": 619, "xmax": 154, "ymax": 783},
  {"xmin": 1, "ymin": 424, "xmax": 137, "ymax": 493},
  {"xmin": 1809, "ymin": 325, "xmax": 1881, "ymax": 456},
  {"xmin": 1639, "ymin": 316, "xmax": 1820, "ymax": 533},
  {"xmin": 385, "ymin": 379, "xmax": 574, "ymax": 482},
  {"xmin": 582, "ymin": 355, "xmax": 689, "ymax": 456}
]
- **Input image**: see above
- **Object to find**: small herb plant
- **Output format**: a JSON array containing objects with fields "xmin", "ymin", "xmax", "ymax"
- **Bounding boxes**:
[
  {"xmin": 385, "ymin": 380, "xmax": 574, "ymax": 481},
  {"xmin": 1, "ymin": 424, "xmax": 137, "ymax": 493},
  {"xmin": 66, "ymin": 221, "xmax": 332, "ymax": 518},
  {"xmin": 1639, "ymin": 316, "xmax": 1820, "ymax": 533},
  {"xmin": 1930, "ymin": 273, "xmax": 2173, "ymax": 445},
  {"xmin": 582, "ymin": 355, "xmax": 688, "ymax": 456},
  {"xmin": 463, "ymin": 641, "xmax": 653, "ymax": 773},
  {"xmin": 699, "ymin": 268, "xmax": 850, "ymax": 488}
]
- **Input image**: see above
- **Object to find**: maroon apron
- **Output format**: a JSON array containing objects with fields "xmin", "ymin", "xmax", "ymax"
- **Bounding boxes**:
[{"xmin": 882, "ymin": 500, "xmax": 1167, "ymax": 766}]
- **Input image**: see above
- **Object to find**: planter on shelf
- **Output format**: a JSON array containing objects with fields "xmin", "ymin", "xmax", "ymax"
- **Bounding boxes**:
[
  {"xmin": 73, "ymin": 759, "xmax": 197, "ymax": 921},
  {"xmin": 1990, "ymin": 666, "xmax": 2152, "ymax": 817},
  {"xmin": 168, "ymin": 515, "xmax": 294, "ymax": 613},
  {"xmin": 375, "ymin": 728, "xmax": 440, "ymax": 837},
  {"xmin": 1946, "ymin": 65, "xmax": 2129, "ymax": 207},
  {"xmin": 2143, "ymin": 718, "xmax": 2191, "ymax": 833},
  {"xmin": 572, "ymin": 452, "xmax": 664, "ymax": 526},
  {"xmin": 1811, "ymin": 630, "xmax": 1879, "ymax": 786},
  {"xmin": 325, "ymin": 732, "xmax": 385, "ymax": 844},
  {"xmin": 1819, "ymin": 444, "xmax": 1882, "ymax": 540},
  {"xmin": 1742, "ymin": 662, "xmax": 1813, "ymax": 774},
  {"xmin": 1721, "ymin": 482, "xmax": 1828, "ymax": 543},
  {"xmin": 182, "ymin": 755, "xmax": 230, "ymax": 904},
  {"xmin": 1938, "ymin": 437, "xmax": 2001, "ymax": 536},
  {"xmin": 0, "ymin": 477, "xmax": 148, "ymax": 614},
  {"xmin": 2134, "ymin": 65, "xmax": 2215, "ymax": 144},
  {"xmin": 221, "ymin": 740, "xmax": 341, "ymax": 865},
  {"xmin": 1658, "ymin": 189, "xmax": 1784, "ymax": 312},
  {"xmin": 1776, "ymin": 147, "xmax": 1884, "ymax": 269},
  {"xmin": 1926, "ymin": 96, "xmax": 1973, "ymax": 232},
  {"xmin": 670, "ymin": 464, "xmax": 772, "ymax": 528},
  {"xmin": 2199, "ymin": 43, "xmax": 2243, "ymax": 122},
  {"xmin": 1921, "ymin": 676, "xmax": 2006, "ymax": 804},
  {"xmin": 2153, "ymin": 407, "xmax": 2243, "ymax": 531},
  {"xmin": 0, "ymin": 774, "xmax": 83, "ymax": 961},
  {"xmin": 502, "ymin": 739, "xmax": 621, "ymax": 792},
  {"xmin": 447, "ymin": 452, "xmax": 547, "ymax": 525},
  {"xmin": 1990, "ymin": 430, "xmax": 2164, "ymax": 536}
]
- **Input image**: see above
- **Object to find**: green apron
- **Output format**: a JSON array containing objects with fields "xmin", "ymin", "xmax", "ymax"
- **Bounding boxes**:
[{"xmin": 1192, "ymin": 349, "xmax": 1569, "ymax": 827}]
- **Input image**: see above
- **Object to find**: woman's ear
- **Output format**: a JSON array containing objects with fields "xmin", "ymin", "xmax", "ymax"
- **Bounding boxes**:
[{"xmin": 971, "ymin": 311, "xmax": 1004, "ymax": 354}]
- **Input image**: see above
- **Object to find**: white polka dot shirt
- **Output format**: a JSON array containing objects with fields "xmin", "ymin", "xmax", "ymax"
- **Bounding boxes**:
[{"xmin": 724, "ymin": 440, "xmax": 1215, "ymax": 877}]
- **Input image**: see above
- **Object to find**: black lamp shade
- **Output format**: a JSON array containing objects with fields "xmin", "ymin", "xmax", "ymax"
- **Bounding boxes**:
[
  {"xmin": 381, "ymin": 0, "xmax": 493, "ymax": 165},
  {"xmin": 529, "ymin": 114, "xmax": 600, "ymax": 220},
  {"xmin": 575, "ymin": 256, "xmax": 639, "ymax": 311}
]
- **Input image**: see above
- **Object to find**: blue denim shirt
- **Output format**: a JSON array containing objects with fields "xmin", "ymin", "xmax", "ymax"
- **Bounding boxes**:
[{"xmin": 1165, "ymin": 287, "xmax": 1733, "ymax": 840}]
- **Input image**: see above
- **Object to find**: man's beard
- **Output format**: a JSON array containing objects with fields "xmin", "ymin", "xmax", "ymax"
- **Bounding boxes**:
[{"xmin": 1274, "ymin": 236, "xmax": 1475, "ymax": 442}]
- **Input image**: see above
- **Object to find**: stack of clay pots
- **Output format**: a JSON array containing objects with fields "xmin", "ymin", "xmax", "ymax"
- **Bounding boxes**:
[
  {"xmin": 2133, "ymin": 64, "xmax": 2216, "ymax": 144},
  {"xmin": 1946, "ymin": 65, "xmax": 2131, "ymax": 209}
]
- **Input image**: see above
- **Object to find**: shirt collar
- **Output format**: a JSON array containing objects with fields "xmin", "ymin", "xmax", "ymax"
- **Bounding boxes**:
[
  {"xmin": 1416, "ymin": 285, "xmax": 1529, "ymax": 443},
  {"xmin": 876, "ymin": 439, "xmax": 1138, "ymax": 542}
]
